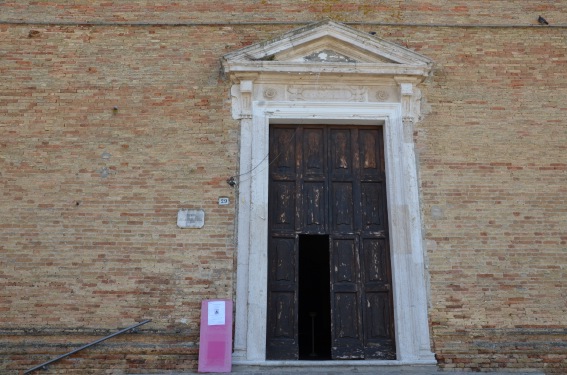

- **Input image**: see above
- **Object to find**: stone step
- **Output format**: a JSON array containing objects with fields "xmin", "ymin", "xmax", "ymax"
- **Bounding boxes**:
[
  {"xmin": 136, "ymin": 363, "xmax": 545, "ymax": 375},
  {"xmin": 229, "ymin": 364, "xmax": 544, "ymax": 374},
  {"xmin": 231, "ymin": 363, "xmax": 441, "ymax": 374}
]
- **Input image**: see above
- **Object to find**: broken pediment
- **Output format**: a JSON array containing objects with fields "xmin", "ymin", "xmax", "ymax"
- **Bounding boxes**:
[{"xmin": 222, "ymin": 20, "xmax": 432, "ymax": 78}]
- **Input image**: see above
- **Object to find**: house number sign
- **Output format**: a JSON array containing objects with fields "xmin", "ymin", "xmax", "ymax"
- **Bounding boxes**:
[{"xmin": 218, "ymin": 197, "xmax": 230, "ymax": 205}]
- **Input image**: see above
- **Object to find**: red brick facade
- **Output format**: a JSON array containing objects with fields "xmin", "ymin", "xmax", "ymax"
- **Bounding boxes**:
[{"xmin": 1, "ymin": 1, "xmax": 566, "ymax": 373}]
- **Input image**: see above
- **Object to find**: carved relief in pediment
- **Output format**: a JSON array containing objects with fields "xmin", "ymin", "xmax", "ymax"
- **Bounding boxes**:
[{"xmin": 302, "ymin": 49, "xmax": 357, "ymax": 63}]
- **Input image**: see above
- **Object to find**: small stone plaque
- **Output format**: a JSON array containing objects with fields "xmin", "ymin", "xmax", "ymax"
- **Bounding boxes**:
[{"xmin": 177, "ymin": 209, "xmax": 205, "ymax": 228}]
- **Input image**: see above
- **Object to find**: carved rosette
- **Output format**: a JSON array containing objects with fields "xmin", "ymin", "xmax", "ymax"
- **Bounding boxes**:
[
  {"xmin": 376, "ymin": 90, "xmax": 389, "ymax": 101},
  {"xmin": 263, "ymin": 87, "xmax": 278, "ymax": 100}
]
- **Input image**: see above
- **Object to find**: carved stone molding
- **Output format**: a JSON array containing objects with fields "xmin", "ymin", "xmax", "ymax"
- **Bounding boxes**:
[{"xmin": 287, "ymin": 85, "xmax": 366, "ymax": 102}]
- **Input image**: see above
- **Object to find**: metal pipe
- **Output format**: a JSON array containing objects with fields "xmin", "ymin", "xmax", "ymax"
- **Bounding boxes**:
[{"xmin": 24, "ymin": 319, "xmax": 152, "ymax": 375}]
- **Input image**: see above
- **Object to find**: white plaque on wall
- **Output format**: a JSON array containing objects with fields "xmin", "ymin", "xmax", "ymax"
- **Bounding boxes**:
[{"xmin": 177, "ymin": 209, "xmax": 205, "ymax": 228}]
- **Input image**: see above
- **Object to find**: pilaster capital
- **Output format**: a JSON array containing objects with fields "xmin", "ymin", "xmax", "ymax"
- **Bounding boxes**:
[
  {"xmin": 230, "ymin": 79, "xmax": 256, "ymax": 120},
  {"xmin": 395, "ymin": 77, "xmax": 422, "ymax": 123}
]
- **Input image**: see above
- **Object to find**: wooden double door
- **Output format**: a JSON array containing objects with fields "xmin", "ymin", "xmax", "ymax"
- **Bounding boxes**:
[{"xmin": 267, "ymin": 125, "xmax": 395, "ymax": 360}]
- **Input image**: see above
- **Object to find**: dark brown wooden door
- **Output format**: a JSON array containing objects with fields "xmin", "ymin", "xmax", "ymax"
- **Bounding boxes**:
[{"xmin": 267, "ymin": 125, "xmax": 395, "ymax": 360}]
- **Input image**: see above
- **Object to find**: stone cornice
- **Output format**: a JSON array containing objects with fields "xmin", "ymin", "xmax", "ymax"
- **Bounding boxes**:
[{"xmin": 223, "ymin": 62, "xmax": 431, "ymax": 80}]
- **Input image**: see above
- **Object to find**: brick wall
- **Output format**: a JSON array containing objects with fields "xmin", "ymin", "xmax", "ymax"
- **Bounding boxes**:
[
  {"xmin": 2, "ymin": 0, "xmax": 567, "ymax": 25},
  {"xmin": 0, "ymin": 24, "xmax": 253, "ymax": 373},
  {"xmin": 1, "ymin": 2, "xmax": 566, "ymax": 373},
  {"xmin": 411, "ymin": 27, "xmax": 567, "ymax": 373}
]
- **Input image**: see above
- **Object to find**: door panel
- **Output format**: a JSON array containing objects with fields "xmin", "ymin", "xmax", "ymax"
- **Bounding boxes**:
[
  {"xmin": 303, "ymin": 128, "xmax": 326, "ymax": 176},
  {"xmin": 330, "ymin": 236, "xmax": 364, "ymax": 358},
  {"xmin": 363, "ymin": 292, "xmax": 395, "ymax": 359},
  {"xmin": 331, "ymin": 238, "xmax": 357, "ymax": 284},
  {"xmin": 271, "ymin": 127, "xmax": 297, "ymax": 175},
  {"xmin": 267, "ymin": 126, "xmax": 300, "ymax": 359},
  {"xmin": 267, "ymin": 125, "xmax": 394, "ymax": 360},
  {"xmin": 361, "ymin": 239, "xmax": 388, "ymax": 284},
  {"xmin": 272, "ymin": 237, "xmax": 295, "ymax": 282},
  {"xmin": 358, "ymin": 128, "xmax": 381, "ymax": 174},
  {"xmin": 332, "ymin": 293, "xmax": 364, "ymax": 359},
  {"xmin": 330, "ymin": 129, "xmax": 354, "ymax": 175},
  {"xmin": 301, "ymin": 127, "xmax": 326, "ymax": 234},
  {"xmin": 267, "ymin": 290, "xmax": 298, "ymax": 359},
  {"xmin": 331, "ymin": 182, "xmax": 355, "ymax": 233},
  {"xmin": 271, "ymin": 182, "xmax": 296, "ymax": 231},
  {"xmin": 270, "ymin": 292, "xmax": 295, "ymax": 337},
  {"xmin": 303, "ymin": 182, "xmax": 326, "ymax": 233},
  {"xmin": 360, "ymin": 237, "xmax": 395, "ymax": 359},
  {"xmin": 267, "ymin": 236, "xmax": 298, "ymax": 359},
  {"xmin": 361, "ymin": 182, "xmax": 385, "ymax": 232}
]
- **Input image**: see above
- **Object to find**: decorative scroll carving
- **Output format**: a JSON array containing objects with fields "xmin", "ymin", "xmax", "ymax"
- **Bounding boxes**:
[{"xmin": 287, "ymin": 85, "xmax": 366, "ymax": 102}]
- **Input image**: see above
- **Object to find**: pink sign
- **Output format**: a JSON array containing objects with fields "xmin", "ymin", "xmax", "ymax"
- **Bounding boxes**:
[{"xmin": 198, "ymin": 299, "xmax": 233, "ymax": 373}]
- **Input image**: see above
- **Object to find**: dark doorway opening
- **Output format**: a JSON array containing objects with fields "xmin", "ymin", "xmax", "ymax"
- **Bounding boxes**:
[{"xmin": 298, "ymin": 234, "xmax": 332, "ymax": 360}]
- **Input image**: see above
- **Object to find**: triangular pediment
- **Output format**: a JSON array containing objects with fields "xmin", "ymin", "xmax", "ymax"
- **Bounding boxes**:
[{"xmin": 222, "ymin": 20, "xmax": 432, "ymax": 77}]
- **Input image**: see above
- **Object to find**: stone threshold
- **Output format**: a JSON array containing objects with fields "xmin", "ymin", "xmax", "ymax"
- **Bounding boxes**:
[{"xmin": 232, "ymin": 359, "xmax": 439, "ymax": 373}]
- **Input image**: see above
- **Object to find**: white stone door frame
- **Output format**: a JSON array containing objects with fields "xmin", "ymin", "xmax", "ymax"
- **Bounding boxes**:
[
  {"xmin": 222, "ymin": 20, "xmax": 436, "ymax": 367},
  {"xmin": 230, "ymin": 85, "xmax": 435, "ymax": 365}
]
